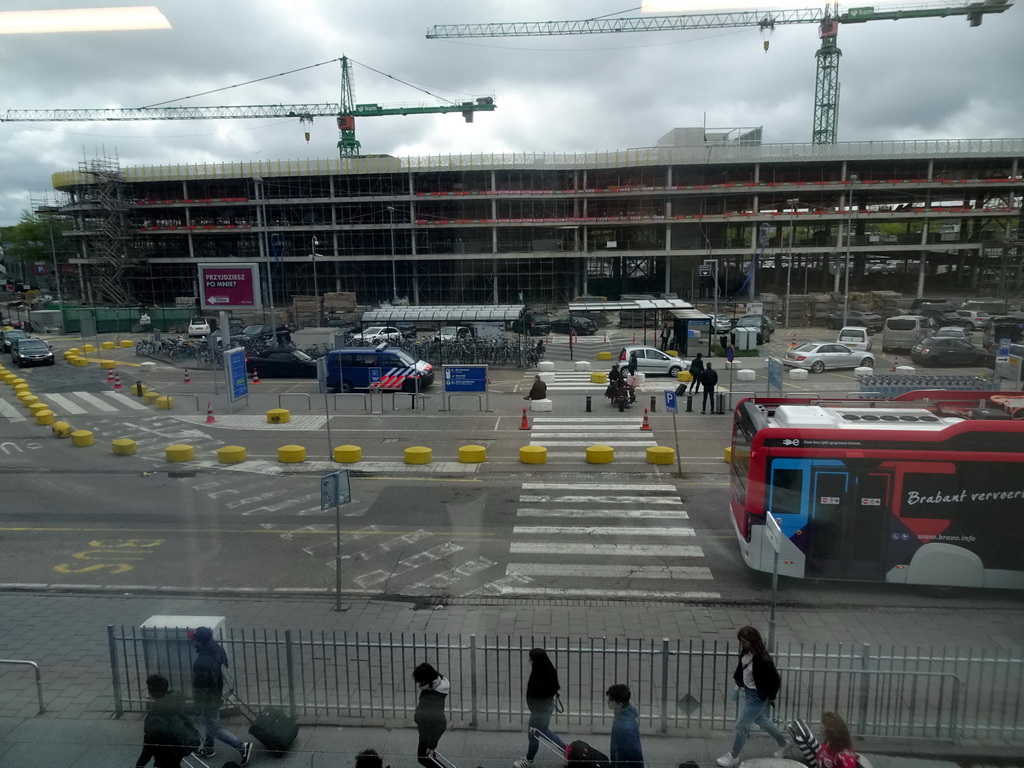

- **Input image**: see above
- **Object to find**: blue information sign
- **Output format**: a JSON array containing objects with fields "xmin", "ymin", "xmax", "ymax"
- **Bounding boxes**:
[
  {"xmin": 225, "ymin": 347, "xmax": 248, "ymax": 402},
  {"xmin": 443, "ymin": 365, "xmax": 488, "ymax": 393},
  {"xmin": 767, "ymin": 357, "xmax": 783, "ymax": 392},
  {"xmin": 664, "ymin": 390, "xmax": 678, "ymax": 414},
  {"xmin": 369, "ymin": 367, "xmax": 382, "ymax": 386}
]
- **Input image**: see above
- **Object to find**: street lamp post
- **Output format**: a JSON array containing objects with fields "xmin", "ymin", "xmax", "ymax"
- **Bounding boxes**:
[
  {"xmin": 842, "ymin": 175, "xmax": 858, "ymax": 328},
  {"xmin": 311, "ymin": 236, "xmax": 320, "ymax": 326},
  {"xmin": 253, "ymin": 176, "xmax": 276, "ymax": 332},
  {"xmin": 785, "ymin": 198, "xmax": 799, "ymax": 327},
  {"xmin": 386, "ymin": 206, "xmax": 397, "ymax": 303}
]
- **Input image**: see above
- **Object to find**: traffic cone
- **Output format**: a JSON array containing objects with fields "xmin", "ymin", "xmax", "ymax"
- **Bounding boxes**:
[
  {"xmin": 251, "ymin": 368, "xmax": 261, "ymax": 384},
  {"xmin": 113, "ymin": 370, "xmax": 122, "ymax": 390},
  {"xmin": 545, "ymin": 335, "xmax": 550, "ymax": 345},
  {"xmin": 640, "ymin": 408, "xmax": 651, "ymax": 431},
  {"xmin": 632, "ymin": 330, "xmax": 637, "ymax": 343},
  {"xmin": 892, "ymin": 356, "xmax": 899, "ymax": 372},
  {"xmin": 106, "ymin": 369, "xmax": 115, "ymax": 385},
  {"xmin": 183, "ymin": 368, "xmax": 191, "ymax": 384},
  {"xmin": 205, "ymin": 402, "xmax": 216, "ymax": 424},
  {"xmin": 603, "ymin": 330, "xmax": 608, "ymax": 343},
  {"xmin": 519, "ymin": 407, "xmax": 531, "ymax": 430},
  {"xmin": 790, "ymin": 331, "xmax": 797, "ymax": 349}
]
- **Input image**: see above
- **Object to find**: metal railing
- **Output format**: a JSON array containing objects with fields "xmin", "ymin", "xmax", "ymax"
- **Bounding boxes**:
[
  {"xmin": 1, "ymin": 659, "xmax": 46, "ymax": 715},
  {"xmin": 107, "ymin": 628, "xmax": 1024, "ymax": 744}
]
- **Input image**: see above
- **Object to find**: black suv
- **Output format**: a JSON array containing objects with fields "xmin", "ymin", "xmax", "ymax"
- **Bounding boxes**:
[
  {"xmin": 234, "ymin": 324, "xmax": 292, "ymax": 346},
  {"xmin": 732, "ymin": 314, "xmax": 775, "ymax": 344},
  {"xmin": 550, "ymin": 316, "xmax": 598, "ymax": 335},
  {"xmin": 512, "ymin": 313, "xmax": 552, "ymax": 336}
]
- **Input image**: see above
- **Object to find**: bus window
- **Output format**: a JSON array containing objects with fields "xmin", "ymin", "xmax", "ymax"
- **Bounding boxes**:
[{"xmin": 768, "ymin": 467, "xmax": 803, "ymax": 516}]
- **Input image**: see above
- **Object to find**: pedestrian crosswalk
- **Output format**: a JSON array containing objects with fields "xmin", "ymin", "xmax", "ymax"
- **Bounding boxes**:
[
  {"xmin": 523, "ymin": 370, "xmax": 681, "ymax": 394},
  {"xmin": 475, "ymin": 480, "xmax": 719, "ymax": 600},
  {"xmin": 0, "ymin": 390, "xmax": 151, "ymax": 421},
  {"xmin": 528, "ymin": 416, "xmax": 657, "ymax": 459}
]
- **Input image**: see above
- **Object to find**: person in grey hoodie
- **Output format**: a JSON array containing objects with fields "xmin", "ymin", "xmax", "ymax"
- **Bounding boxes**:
[
  {"xmin": 190, "ymin": 626, "xmax": 253, "ymax": 765},
  {"xmin": 606, "ymin": 684, "xmax": 644, "ymax": 768},
  {"xmin": 413, "ymin": 662, "xmax": 451, "ymax": 768}
]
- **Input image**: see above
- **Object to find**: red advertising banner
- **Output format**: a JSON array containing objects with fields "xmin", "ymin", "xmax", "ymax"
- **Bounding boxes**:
[{"xmin": 198, "ymin": 264, "xmax": 262, "ymax": 310}]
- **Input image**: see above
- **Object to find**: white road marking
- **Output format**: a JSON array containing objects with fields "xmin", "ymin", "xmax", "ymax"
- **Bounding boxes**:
[
  {"xmin": 516, "ymin": 508, "xmax": 687, "ymax": 519},
  {"xmin": 522, "ymin": 482, "xmax": 676, "ymax": 491},
  {"xmin": 513, "ymin": 525, "xmax": 695, "ymax": 537},
  {"xmin": 526, "ymin": 440, "xmax": 658, "ymax": 447},
  {"xmin": 39, "ymin": 393, "xmax": 86, "ymax": 414},
  {"xmin": 480, "ymin": 586, "xmax": 721, "ymax": 600},
  {"xmin": 0, "ymin": 398, "xmax": 27, "ymax": 422},
  {"xmin": 102, "ymin": 391, "xmax": 150, "ymax": 410},
  {"xmin": 520, "ymin": 495, "xmax": 680, "ymax": 504},
  {"xmin": 507, "ymin": 563, "xmax": 712, "ymax": 579},
  {"xmin": 73, "ymin": 392, "xmax": 120, "ymax": 412},
  {"xmin": 511, "ymin": 542, "xmax": 702, "ymax": 556}
]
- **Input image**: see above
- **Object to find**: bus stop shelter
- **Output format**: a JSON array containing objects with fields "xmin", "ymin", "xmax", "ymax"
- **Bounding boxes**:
[{"xmin": 568, "ymin": 299, "xmax": 710, "ymax": 355}]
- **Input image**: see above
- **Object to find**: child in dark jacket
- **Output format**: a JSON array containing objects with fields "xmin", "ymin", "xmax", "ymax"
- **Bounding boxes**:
[
  {"xmin": 606, "ymin": 684, "xmax": 644, "ymax": 768},
  {"xmin": 413, "ymin": 663, "xmax": 451, "ymax": 768}
]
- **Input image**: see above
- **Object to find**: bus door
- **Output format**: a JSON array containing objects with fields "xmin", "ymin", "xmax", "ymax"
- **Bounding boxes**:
[{"xmin": 807, "ymin": 465, "xmax": 892, "ymax": 580}]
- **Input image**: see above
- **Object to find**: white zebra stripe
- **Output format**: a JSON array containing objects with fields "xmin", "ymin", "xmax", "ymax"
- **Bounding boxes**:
[{"xmin": 511, "ymin": 542, "xmax": 701, "ymax": 556}]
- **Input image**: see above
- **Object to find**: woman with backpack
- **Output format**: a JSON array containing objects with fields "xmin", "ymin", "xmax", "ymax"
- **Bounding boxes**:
[
  {"xmin": 513, "ymin": 648, "xmax": 566, "ymax": 768},
  {"xmin": 413, "ymin": 663, "xmax": 450, "ymax": 768},
  {"xmin": 716, "ymin": 626, "xmax": 789, "ymax": 767}
]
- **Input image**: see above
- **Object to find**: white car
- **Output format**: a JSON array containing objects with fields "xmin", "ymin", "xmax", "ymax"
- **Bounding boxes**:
[
  {"xmin": 784, "ymin": 342, "xmax": 875, "ymax": 373},
  {"xmin": 934, "ymin": 326, "xmax": 971, "ymax": 342},
  {"xmin": 954, "ymin": 310, "xmax": 990, "ymax": 331},
  {"xmin": 351, "ymin": 326, "xmax": 403, "ymax": 344},
  {"xmin": 187, "ymin": 317, "xmax": 211, "ymax": 337}
]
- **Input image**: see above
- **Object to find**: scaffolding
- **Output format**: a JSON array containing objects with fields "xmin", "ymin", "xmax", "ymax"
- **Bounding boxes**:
[{"xmin": 72, "ymin": 153, "xmax": 135, "ymax": 305}]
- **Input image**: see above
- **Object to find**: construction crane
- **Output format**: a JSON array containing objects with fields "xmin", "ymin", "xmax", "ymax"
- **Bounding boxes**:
[
  {"xmin": 1, "ymin": 56, "xmax": 497, "ymax": 158},
  {"xmin": 427, "ymin": 1, "xmax": 1011, "ymax": 144}
]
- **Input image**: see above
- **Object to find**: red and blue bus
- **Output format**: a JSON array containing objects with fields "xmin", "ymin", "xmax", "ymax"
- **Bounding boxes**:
[{"xmin": 730, "ymin": 391, "xmax": 1024, "ymax": 589}]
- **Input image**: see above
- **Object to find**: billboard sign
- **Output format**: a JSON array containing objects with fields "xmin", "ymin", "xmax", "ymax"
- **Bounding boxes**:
[{"xmin": 198, "ymin": 263, "xmax": 262, "ymax": 310}]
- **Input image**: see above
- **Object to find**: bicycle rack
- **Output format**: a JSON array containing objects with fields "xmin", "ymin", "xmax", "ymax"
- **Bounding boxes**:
[
  {"xmin": 278, "ymin": 393, "xmax": 312, "ymax": 411},
  {"xmin": 440, "ymin": 393, "xmax": 490, "ymax": 412},
  {"xmin": 171, "ymin": 393, "xmax": 201, "ymax": 411},
  {"xmin": 332, "ymin": 393, "xmax": 369, "ymax": 412},
  {"xmin": 0, "ymin": 659, "xmax": 44, "ymax": 715},
  {"xmin": 391, "ymin": 392, "xmax": 427, "ymax": 411}
]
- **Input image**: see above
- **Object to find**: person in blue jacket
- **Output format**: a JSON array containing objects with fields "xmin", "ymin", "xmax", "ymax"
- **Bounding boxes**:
[{"xmin": 606, "ymin": 683, "xmax": 644, "ymax": 768}]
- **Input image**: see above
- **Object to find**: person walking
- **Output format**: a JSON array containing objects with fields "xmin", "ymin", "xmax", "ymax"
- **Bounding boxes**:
[
  {"xmin": 660, "ymin": 324, "xmax": 671, "ymax": 351},
  {"xmin": 190, "ymin": 626, "xmax": 253, "ymax": 765},
  {"xmin": 688, "ymin": 353, "xmax": 704, "ymax": 394},
  {"xmin": 413, "ymin": 662, "xmax": 450, "ymax": 768},
  {"xmin": 813, "ymin": 712, "xmax": 860, "ymax": 768},
  {"xmin": 627, "ymin": 352, "xmax": 639, "ymax": 377},
  {"xmin": 136, "ymin": 674, "xmax": 195, "ymax": 768},
  {"xmin": 716, "ymin": 626, "xmax": 788, "ymax": 767},
  {"xmin": 700, "ymin": 362, "xmax": 718, "ymax": 414},
  {"xmin": 606, "ymin": 684, "xmax": 644, "ymax": 768},
  {"xmin": 524, "ymin": 375, "xmax": 547, "ymax": 401},
  {"xmin": 513, "ymin": 648, "xmax": 566, "ymax": 768}
]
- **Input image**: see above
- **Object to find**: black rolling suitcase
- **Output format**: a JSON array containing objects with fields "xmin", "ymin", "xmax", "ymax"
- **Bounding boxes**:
[
  {"xmin": 230, "ymin": 693, "xmax": 298, "ymax": 755},
  {"xmin": 532, "ymin": 727, "xmax": 568, "ymax": 759},
  {"xmin": 566, "ymin": 740, "xmax": 610, "ymax": 768}
]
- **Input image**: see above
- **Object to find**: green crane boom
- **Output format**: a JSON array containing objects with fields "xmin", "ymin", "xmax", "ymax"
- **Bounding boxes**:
[
  {"xmin": 1, "ymin": 56, "xmax": 497, "ymax": 158},
  {"xmin": 427, "ymin": 1, "xmax": 1011, "ymax": 144}
]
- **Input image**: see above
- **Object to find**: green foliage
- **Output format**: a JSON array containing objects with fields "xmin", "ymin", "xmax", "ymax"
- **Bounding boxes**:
[{"xmin": 0, "ymin": 210, "xmax": 72, "ymax": 264}]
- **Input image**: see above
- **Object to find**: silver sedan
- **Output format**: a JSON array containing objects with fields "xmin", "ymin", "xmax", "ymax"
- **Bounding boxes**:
[{"xmin": 783, "ymin": 342, "xmax": 875, "ymax": 373}]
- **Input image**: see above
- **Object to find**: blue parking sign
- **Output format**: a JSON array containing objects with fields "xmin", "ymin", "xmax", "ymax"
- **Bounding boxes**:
[{"xmin": 664, "ymin": 390, "xmax": 678, "ymax": 414}]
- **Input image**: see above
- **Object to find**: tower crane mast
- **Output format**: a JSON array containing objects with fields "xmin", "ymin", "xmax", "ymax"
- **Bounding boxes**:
[
  {"xmin": 1, "ymin": 56, "xmax": 496, "ymax": 158},
  {"xmin": 427, "ymin": 1, "xmax": 1011, "ymax": 144}
]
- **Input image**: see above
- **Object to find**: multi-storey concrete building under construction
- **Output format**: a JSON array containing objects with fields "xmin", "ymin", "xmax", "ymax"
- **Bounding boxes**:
[{"xmin": 48, "ymin": 129, "xmax": 1023, "ymax": 314}]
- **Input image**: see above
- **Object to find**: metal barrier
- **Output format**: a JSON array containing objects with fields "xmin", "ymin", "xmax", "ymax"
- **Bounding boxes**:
[
  {"xmin": 859, "ymin": 374, "xmax": 991, "ymax": 398},
  {"xmin": 331, "ymin": 393, "xmax": 368, "ymax": 412},
  {"xmin": 391, "ymin": 392, "xmax": 426, "ymax": 411},
  {"xmin": 175, "ymin": 393, "xmax": 201, "ymax": 411},
  {"xmin": 1, "ymin": 659, "xmax": 45, "ymax": 715},
  {"xmin": 440, "ymin": 393, "xmax": 489, "ymax": 412},
  {"xmin": 106, "ymin": 628, "xmax": 1021, "ymax": 743},
  {"xmin": 278, "ymin": 393, "xmax": 312, "ymax": 411}
]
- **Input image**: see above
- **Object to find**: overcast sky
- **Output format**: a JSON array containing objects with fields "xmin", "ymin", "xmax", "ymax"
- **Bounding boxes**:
[{"xmin": 1, "ymin": 0, "xmax": 1021, "ymax": 226}]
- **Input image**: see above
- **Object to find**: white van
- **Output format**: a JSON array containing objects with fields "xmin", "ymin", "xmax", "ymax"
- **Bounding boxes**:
[
  {"xmin": 837, "ymin": 326, "xmax": 872, "ymax": 351},
  {"xmin": 882, "ymin": 315, "xmax": 932, "ymax": 353}
]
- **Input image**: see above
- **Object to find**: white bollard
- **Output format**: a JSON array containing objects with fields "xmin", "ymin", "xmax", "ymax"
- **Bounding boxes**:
[
  {"xmin": 574, "ymin": 360, "xmax": 592, "ymax": 372},
  {"xmin": 789, "ymin": 368, "xmax": 809, "ymax": 380},
  {"xmin": 736, "ymin": 369, "xmax": 756, "ymax": 382},
  {"xmin": 854, "ymin": 366, "xmax": 873, "ymax": 377},
  {"xmin": 539, "ymin": 371, "xmax": 556, "ymax": 384},
  {"xmin": 896, "ymin": 365, "xmax": 916, "ymax": 374},
  {"xmin": 538, "ymin": 360, "xmax": 555, "ymax": 372},
  {"xmin": 530, "ymin": 398, "xmax": 553, "ymax": 412},
  {"xmin": 139, "ymin": 361, "xmax": 157, "ymax": 373}
]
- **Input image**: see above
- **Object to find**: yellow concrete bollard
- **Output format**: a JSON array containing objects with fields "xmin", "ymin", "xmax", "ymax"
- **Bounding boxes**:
[
  {"xmin": 18, "ymin": 394, "xmax": 39, "ymax": 408},
  {"xmin": 143, "ymin": 391, "xmax": 161, "ymax": 404},
  {"xmin": 666, "ymin": 349, "xmax": 678, "ymax": 356},
  {"xmin": 71, "ymin": 430, "xmax": 95, "ymax": 447},
  {"xmin": 14, "ymin": 384, "xmax": 31, "ymax": 397},
  {"xmin": 458, "ymin": 444, "xmax": 487, "ymax": 463},
  {"xmin": 120, "ymin": 339, "xmax": 134, "ymax": 348},
  {"xmin": 100, "ymin": 359, "xmax": 117, "ymax": 370},
  {"xmin": 73, "ymin": 357, "xmax": 89, "ymax": 367},
  {"xmin": 165, "ymin": 444, "xmax": 195, "ymax": 462},
  {"xmin": 35, "ymin": 409, "xmax": 55, "ymax": 426},
  {"xmin": 28, "ymin": 402, "xmax": 49, "ymax": 416},
  {"xmin": 724, "ymin": 446, "xmax": 733, "ymax": 464},
  {"xmin": 101, "ymin": 341, "xmax": 116, "ymax": 350},
  {"xmin": 404, "ymin": 446, "xmax": 433, "ymax": 465},
  {"xmin": 156, "ymin": 396, "xmax": 174, "ymax": 410},
  {"xmin": 51, "ymin": 421, "xmax": 73, "ymax": 438},
  {"xmin": 11, "ymin": 377, "xmax": 27, "ymax": 387},
  {"xmin": 278, "ymin": 444, "xmax": 306, "ymax": 463},
  {"xmin": 1, "ymin": 373, "xmax": 15, "ymax": 384},
  {"xmin": 266, "ymin": 408, "xmax": 291, "ymax": 424},
  {"xmin": 130, "ymin": 383, "xmax": 148, "ymax": 396},
  {"xmin": 519, "ymin": 445, "xmax": 548, "ymax": 464},
  {"xmin": 333, "ymin": 445, "xmax": 363, "ymax": 463},
  {"xmin": 83, "ymin": 344, "xmax": 95, "ymax": 353},
  {"xmin": 646, "ymin": 446, "xmax": 675, "ymax": 465},
  {"xmin": 596, "ymin": 350, "xmax": 613, "ymax": 361},
  {"xmin": 218, "ymin": 445, "xmax": 247, "ymax": 464},
  {"xmin": 590, "ymin": 371, "xmax": 608, "ymax": 384},
  {"xmin": 586, "ymin": 445, "xmax": 615, "ymax": 464},
  {"xmin": 677, "ymin": 370, "xmax": 692, "ymax": 382},
  {"xmin": 112, "ymin": 438, "xmax": 138, "ymax": 456},
  {"xmin": 66, "ymin": 348, "xmax": 80, "ymax": 356}
]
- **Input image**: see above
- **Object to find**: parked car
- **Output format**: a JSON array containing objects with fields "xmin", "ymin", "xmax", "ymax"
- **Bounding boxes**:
[
  {"xmin": 326, "ymin": 346, "xmax": 434, "ymax": 393},
  {"xmin": 825, "ymin": 309, "xmax": 883, "ymax": 332},
  {"xmin": 933, "ymin": 326, "xmax": 971, "ymax": 342},
  {"xmin": 733, "ymin": 314, "xmax": 775, "ymax": 344},
  {"xmin": 917, "ymin": 306, "xmax": 959, "ymax": 327},
  {"xmin": 784, "ymin": 342, "xmax": 874, "ymax": 373},
  {"xmin": 882, "ymin": 315, "xmax": 933, "ymax": 353},
  {"xmin": 434, "ymin": 325, "xmax": 473, "ymax": 342},
  {"xmin": 245, "ymin": 347, "xmax": 317, "ymax": 378},
  {"xmin": 1, "ymin": 328, "xmax": 29, "ymax": 354},
  {"xmin": 837, "ymin": 326, "xmax": 872, "ymax": 352},
  {"xmin": 710, "ymin": 314, "xmax": 733, "ymax": 334},
  {"xmin": 910, "ymin": 337, "xmax": 986, "ymax": 367},
  {"xmin": 550, "ymin": 316, "xmax": 598, "ymax": 335},
  {"xmin": 953, "ymin": 310, "xmax": 991, "ymax": 331},
  {"xmin": 187, "ymin": 317, "xmax": 211, "ymax": 337},
  {"xmin": 511, "ymin": 313, "xmax": 552, "ymax": 336},
  {"xmin": 350, "ymin": 326, "xmax": 403, "ymax": 344},
  {"xmin": 236, "ymin": 323, "xmax": 292, "ymax": 345},
  {"xmin": 10, "ymin": 337, "xmax": 55, "ymax": 367},
  {"xmin": 617, "ymin": 345, "xmax": 688, "ymax": 377}
]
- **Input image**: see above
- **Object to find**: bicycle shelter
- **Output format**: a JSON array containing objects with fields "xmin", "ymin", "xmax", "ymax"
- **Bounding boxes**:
[{"xmin": 568, "ymin": 299, "xmax": 711, "ymax": 356}]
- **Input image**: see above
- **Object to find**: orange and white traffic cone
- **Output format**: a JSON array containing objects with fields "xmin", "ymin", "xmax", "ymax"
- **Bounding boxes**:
[
  {"xmin": 790, "ymin": 331, "xmax": 797, "ymax": 349},
  {"xmin": 251, "ymin": 368, "xmax": 261, "ymax": 384},
  {"xmin": 603, "ymin": 330, "xmax": 608, "ymax": 343},
  {"xmin": 106, "ymin": 369, "xmax": 115, "ymax": 385},
  {"xmin": 519, "ymin": 407, "xmax": 531, "ymax": 430},
  {"xmin": 113, "ymin": 370, "xmax": 122, "ymax": 390},
  {"xmin": 640, "ymin": 408, "xmax": 651, "ymax": 431},
  {"xmin": 205, "ymin": 402, "xmax": 216, "ymax": 424},
  {"xmin": 183, "ymin": 368, "xmax": 191, "ymax": 384},
  {"xmin": 892, "ymin": 356, "xmax": 899, "ymax": 372}
]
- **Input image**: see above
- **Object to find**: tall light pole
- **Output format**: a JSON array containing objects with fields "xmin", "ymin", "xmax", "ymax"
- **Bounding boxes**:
[
  {"xmin": 386, "ymin": 206, "xmax": 397, "ymax": 303},
  {"xmin": 842, "ymin": 174, "xmax": 858, "ymax": 327},
  {"xmin": 311, "ymin": 236, "xmax": 320, "ymax": 326},
  {"xmin": 785, "ymin": 198, "xmax": 799, "ymax": 327}
]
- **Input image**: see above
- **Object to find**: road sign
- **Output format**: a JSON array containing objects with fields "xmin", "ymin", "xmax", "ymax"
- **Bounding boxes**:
[
  {"xmin": 368, "ymin": 367, "xmax": 382, "ymax": 386},
  {"xmin": 320, "ymin": 469, "xmax": 352, "ymax": 511},
  {"xmin": 225, "ymin": 347, "xmax": 248, "ymax": 402},
  {"xmin": 725, "ymin": 346, "xmax": 735, "ymax": 363},
  {"xmin": 316, "ymin": 356, "xmax": 328, "ymax": 394},
  {"xmin": 997, "ymin": 337, "xmax": 1011, "ymax": 363},
  {"xmin": 699, "ymin": 265, "xmax": 712, "ymax": 277},
  {"xmin": 664, "ymin": 389, "xmax": 678, "ymax": 414},
  {"xmin": 443, "ymin": 365, "xmax": 488, "ymax": 393},
  {"xmin": 767, "ymin": 357, "xmax": 783, "ymax": 393}
]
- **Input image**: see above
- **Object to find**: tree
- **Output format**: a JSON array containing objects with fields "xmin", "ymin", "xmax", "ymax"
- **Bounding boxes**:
[{"xmin": 0, "ymin": 210, "xmax": 72, "ymax": 265}]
